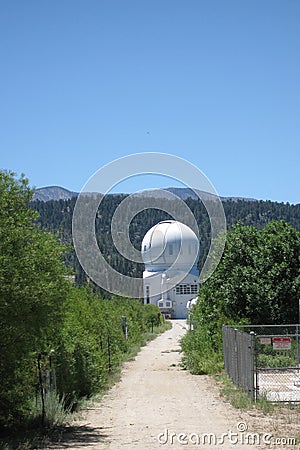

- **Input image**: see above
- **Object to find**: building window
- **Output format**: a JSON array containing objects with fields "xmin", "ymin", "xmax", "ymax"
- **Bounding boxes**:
[
  {"xmin": 146, "ymin": 285, "xmax": 150, "ymax": 304},
  {"xmin": 166, "ymin": 301, "xmax": 171, "ymax": 308},
  {"xmin": 191, "ymin": 284, "xmax": 198, "ymax": 294},
  {"xmin": 175, "ymin": 284, "xmax": 198, "ymax": 295},
  {"xmin": 158, "ymin": 301, "xmax": 164, "ymax": 308}
]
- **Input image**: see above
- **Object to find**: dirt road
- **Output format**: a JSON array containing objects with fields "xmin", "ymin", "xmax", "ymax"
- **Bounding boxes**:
[{"xmin": 55, "ymin": 320, "xmax": 265, "ymax": 449}]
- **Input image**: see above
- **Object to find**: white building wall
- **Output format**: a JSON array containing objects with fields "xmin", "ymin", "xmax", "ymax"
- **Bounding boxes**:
[{"xmin": 143, "ymin": 270, "xmax": 198, "ymax": 319}]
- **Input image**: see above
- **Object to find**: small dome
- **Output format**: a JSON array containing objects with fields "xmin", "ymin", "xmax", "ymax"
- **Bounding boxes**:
[{"xmin": 141, "ymin": 220, "xmax": 199, "ymax": 272}]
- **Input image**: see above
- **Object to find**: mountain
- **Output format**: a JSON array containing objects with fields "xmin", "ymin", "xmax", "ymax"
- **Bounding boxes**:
[
  {"xmin": 32, "ymin": 185, "xmax": 257, "ymax": 203},
  {"xmin": 32, "ymin": 186, "xmax": 78, "ymax": 202},
  {"xmin": 134, "ymin": 187, "xmax": 256, "ymax": 203},
  {"xmin": 31, "ymin": 188, "xmax": 300, "ymax": 292}
]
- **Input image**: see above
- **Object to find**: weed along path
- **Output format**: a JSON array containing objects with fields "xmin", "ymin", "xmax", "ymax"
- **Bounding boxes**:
[{"xmin": 55, "ymin": 320, "xmax": 262, "ymax": 450}]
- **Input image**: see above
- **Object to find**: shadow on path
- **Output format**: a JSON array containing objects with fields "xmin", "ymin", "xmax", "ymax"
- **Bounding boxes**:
[
  {"xmin": 48, "ymin": 424, "xmax": 111, "ymax": 448},
  {"xmin": 0, "ymin": 424, "xmax": 111, "ymax": 450}
]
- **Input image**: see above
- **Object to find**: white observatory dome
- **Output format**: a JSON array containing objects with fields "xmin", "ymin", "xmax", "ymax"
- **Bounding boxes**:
[{"xmin": 141, "ymin": 220, "xmax": 199, "ymax": 272}]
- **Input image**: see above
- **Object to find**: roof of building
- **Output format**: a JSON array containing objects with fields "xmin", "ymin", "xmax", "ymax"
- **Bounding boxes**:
[{"xmin": 141, "ymin": 220, "xmax": 199, "ymax": 271}]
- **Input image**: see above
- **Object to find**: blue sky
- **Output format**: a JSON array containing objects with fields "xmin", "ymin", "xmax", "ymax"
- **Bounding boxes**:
[{"xmin": 1, "ymin": 0, "xmax": 299, "ymax": 203}]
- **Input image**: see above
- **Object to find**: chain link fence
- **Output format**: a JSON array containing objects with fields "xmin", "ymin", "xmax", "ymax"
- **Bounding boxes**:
[
  {"xmin": 222, "ymin": 326, "xmax": 256, "ymax": 400},
  {"xmin": 222, "ymin": 324, "xmax": 300, "ymax": 402}
]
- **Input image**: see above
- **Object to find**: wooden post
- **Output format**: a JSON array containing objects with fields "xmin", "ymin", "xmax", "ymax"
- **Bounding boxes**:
[{"xmin": 37, "ymin": 353, "xmax": 45, "ymax": 426}]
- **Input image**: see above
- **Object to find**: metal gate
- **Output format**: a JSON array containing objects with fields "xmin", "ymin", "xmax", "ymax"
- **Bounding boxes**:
[
  {"xmin": 222, "ymin": 324, "xmax": 300, "ymax": 402},
  {"xmin": 253, "ymin": 325, "xmax": 300, "ymax": 402}
]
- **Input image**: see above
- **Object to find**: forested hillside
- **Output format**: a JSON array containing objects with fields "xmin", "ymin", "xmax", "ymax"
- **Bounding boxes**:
[{"xmin": 31, "ymin": 196, "xmax": 300, "ymax": 292}]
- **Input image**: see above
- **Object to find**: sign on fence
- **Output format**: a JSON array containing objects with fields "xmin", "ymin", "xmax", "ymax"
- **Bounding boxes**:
[
  {"xmin": 260, "ymin": 337, "xmax": 272, "ymax": 345},
  {"xmin": 272, "ymin": 337, "xmax": 291, "ymax": 350},
  {"xmin": 223, "ymin": 324, "xmax": 300, "ymax": 402}
]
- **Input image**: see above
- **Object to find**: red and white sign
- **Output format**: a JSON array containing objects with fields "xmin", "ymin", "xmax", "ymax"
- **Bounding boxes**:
[{"xmin": 272, "ymin": 337, "xmax": 292, "ymax": 350}]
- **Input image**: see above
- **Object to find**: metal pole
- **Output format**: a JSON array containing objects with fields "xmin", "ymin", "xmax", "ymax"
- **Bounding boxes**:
[
  {"xmin": 297, "ymin": 323, "xmax": 299, "ymax": 371},
  {"xmin": 250, "ymin": 332, "xmax": 256, "ymax": 401},
  {"xmin": 294, "ymin": 323, "xmax": 300, "ymax": 386}
]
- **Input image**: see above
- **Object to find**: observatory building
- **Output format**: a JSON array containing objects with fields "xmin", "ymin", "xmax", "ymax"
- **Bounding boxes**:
[{"xmin": 141, "ymin": 220, "xmax": 199, "ymax": 319}]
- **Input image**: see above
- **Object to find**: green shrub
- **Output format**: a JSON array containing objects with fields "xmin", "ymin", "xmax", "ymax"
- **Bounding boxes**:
[
  {"xmin": 54, "ymin": 288, "xmax": 165, "ymax": 409},
  {"xmin": 257, "ymin": 353, "xmax": 296, "ymax": 368},
  {"xmin": 181, "ymin": 328, "xmax": 223, "ymax": 374}
]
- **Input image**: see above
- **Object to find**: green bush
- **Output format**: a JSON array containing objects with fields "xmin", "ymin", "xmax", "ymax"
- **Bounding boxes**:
[
  {"xmin": 257, "ymin": 353, "xmax": 296, "ymax": 368},
  {"xmin": 55, "ymin": 288, "xmax": 163, "ymax": 406},
  {"xmin": 181, "ymin": 327, "xmax": 223, "ymax": 375},
  {"xmin": 143, "ymin": 303, "xmax": 163, "ymax": 329}
]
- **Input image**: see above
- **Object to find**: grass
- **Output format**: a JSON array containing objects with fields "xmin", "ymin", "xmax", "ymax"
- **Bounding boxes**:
[
  {"xmin": 213, "ymin": 371, "xmax": 300, "ymax": 447},
  {"xmin": 30, "ymin": 391, "xmax": 74, "ymax": 427},
  {"xmin": 180, "ymin": 348, "xmax": 223, "ymax": 375},
  {"xmin": 256, "ymin": 393, "xmax": 275, "ymax": 415},
  {"xmin": 0, "ymin": 391, "xmax": 74, "ymax": 450},
  {"xmin": 215, "ymin": 371, "xmax": 287, "ymax": 416},
  {"xmin": 215, "ymin": 372, "xmax": 253, "ymax": 410}
]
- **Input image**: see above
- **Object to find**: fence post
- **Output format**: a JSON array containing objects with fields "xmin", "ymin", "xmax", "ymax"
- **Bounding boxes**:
[
  {"xmin": 49, "ymin": 349, "xmax": 56, "ymax": 392},
  {"xmin": 37, "ymin": 352, "xmax": 45, "ymax": 426},
  {"xmin": 222, "ymin": 325, "xmax": 227, "ymax": 373},
  {"xmin": 107, "ymin": 335, "xmax": 111, "ymax": 372},
  {"xmin": 122, "ymin": 316, "xmax": 128, "ymax": 340},
  {"xmin": 234, "ymin": 328, "xmax": 239, "ymax": 385},
  {"xmin": 249, "ymin": 331, "xmax": 256, "ymax": 401},
  {"xmin": 297, "ymin": 324, "xmax": 299, "ymax": 371}
]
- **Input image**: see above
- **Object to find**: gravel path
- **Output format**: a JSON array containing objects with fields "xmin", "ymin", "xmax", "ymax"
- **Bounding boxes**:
[{"xmin": 54, "ymin": 320, "xmax": 263, "ymax": 449}]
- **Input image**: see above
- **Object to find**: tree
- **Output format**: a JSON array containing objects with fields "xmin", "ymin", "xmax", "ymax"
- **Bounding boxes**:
[
  {"xmin": 0, "ymin": 171, "xmax": 70, "ymax": 425},
  {"xmin": 196, "ymin": 221, "xmax": 300, "ymax": 326},
  {"xmin": 182, "ymin": 220, "xmax": 300, "ymax": 374}
]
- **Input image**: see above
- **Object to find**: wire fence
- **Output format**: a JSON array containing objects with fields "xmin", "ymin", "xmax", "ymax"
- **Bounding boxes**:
[
  {"xmin": 222, "ymin": 326, "xmax": 255, "ymax": 400},
  {"xmin": 222, "ymin": 324, "xmax": 300, "ymax": 402}
]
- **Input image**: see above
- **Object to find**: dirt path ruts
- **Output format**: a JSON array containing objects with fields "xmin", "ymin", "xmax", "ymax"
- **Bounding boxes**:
[{"xmin": 53, "ymin": 320, "xmax": 262, "ymax": 449}]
